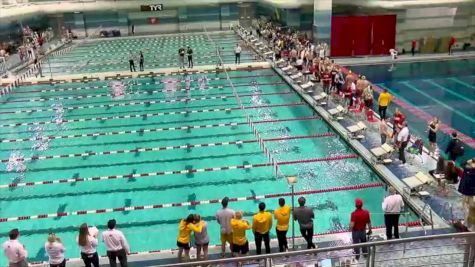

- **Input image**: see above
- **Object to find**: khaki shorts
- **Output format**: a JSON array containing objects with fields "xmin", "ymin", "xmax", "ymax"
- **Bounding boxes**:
[{"xmin": 220, "ymin": 232, "xmax": 233, "ymax": 243}]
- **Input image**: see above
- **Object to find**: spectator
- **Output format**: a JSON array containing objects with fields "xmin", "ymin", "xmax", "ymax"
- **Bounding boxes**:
[
  {"xmin": 382, "ymin": 187, "xmax": 404, "ymax": 239},
  {"xmin": 2, "ymin": 229, "xmax": 28, "ymax": 267},
  {"xmin": 321, "ymin": 70, "xmax": 332, "ymax": 94},
  {"xmin": 293, "ymin": 197, "xmax": 315, "ymax": 249},
  {"xmin": 216, "ymin": 197, "xmax": 235, "ymax": 257},
  {"xmin": 350, "ymin": 199, "xmax": 371, "ymax": 260},
  {"xmin": 396, "ymin": 121, "xmax": 410, "ymax": 166},
  {"xmin": 252, "ymin": 202, "xmax": 272, "ymax": 254},
  {"xmin": 193, "ymin": 214, "xmax": 209, "ymax": 261},
  {"xmin": 230, "ymin": 211, "xmax": 252, "ymax": 256},
  {"xmin": 446, "ymin": 132, "xmax": 465, "ymax": 162},
  {"xmin": 274, "ymin": 198, "xmax": 291, "ymax": 252},
  {"xmin": 449, "ymin": 36, "xmax": 456, "ymax": 55},
  {"xmin": 102, "ymin": 219, "xmax": 130, "ymax": 267},
  {"xmin": 177, "ymin": 214, "xmax": 202, "ymax": 262},
  {"xmin": 45, "ymin": 233, "xmax": 65, "ymax": 267},
  {"xmin": 377, "ymin": 89, "xmax": 391, "ymax": 120},
  {"xmin": 77, "ymin": 224, "xmax": 99, "ymax": 267}
]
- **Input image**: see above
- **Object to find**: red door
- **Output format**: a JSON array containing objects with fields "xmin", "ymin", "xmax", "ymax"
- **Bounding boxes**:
[
  {"xmin": 351, "ymin": 16, "xmax": 371, "ymax": 56},
  {"xmin": 331, "ymin": 16, "xmax": 352, "ymax": 57},
  {"xmin": 370, "ymin": 15, "xmax": 396, "ymax": 55}
]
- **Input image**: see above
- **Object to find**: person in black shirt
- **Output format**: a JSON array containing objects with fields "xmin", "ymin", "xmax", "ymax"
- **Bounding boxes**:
[
  {"xmin": 446, "ymin": 132, "xmax": 465, "ymax": 162},
  {"xmin": 139, "ymin": 51, "xmax": 144, "ymax": 71},
  {"xmin": 187, "ymin": 46, "xmax": 193, "ymax": 68},
  {"xmin": 178, "ymin": 47, "xmax": 185, "ymax": 69}
]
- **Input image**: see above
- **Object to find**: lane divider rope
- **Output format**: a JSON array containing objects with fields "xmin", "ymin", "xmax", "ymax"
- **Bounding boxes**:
[
  {"xmin": 0, "ymin": 179, "xmax": 372, "ymax": 222},
  {"xmin": 1, "ymin": 154, "xmax": 358, "ymax": 189},
  {"xmin": 0, "ymin": 104, "xmax": 310, "ymax": 137},
  {"xmin": 1, "ymin": 133, "xmax": 335, "ymax": 163},
  {"xmin": 0, "ymin": 92, "xmax": 292, "ymax": 127}
]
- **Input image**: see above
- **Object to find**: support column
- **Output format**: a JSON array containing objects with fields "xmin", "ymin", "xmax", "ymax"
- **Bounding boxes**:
[{"xmin": 313, "ymin": 0, "xmax": 332, "ymax": 47}]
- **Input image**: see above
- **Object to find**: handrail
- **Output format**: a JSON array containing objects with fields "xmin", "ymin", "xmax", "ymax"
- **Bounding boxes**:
[{"xmin": 157, "ymin": 232, "xmax": 475, "ymax": 267}]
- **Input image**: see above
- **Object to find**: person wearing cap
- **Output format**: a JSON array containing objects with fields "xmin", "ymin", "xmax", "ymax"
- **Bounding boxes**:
[
  {"xmin": 2, "ymin": 229, "xmax": 28, "ymax": 267},
  {"xmin": 45, "ymin": 233, "xmax": 65, "ymax": 267},
  {"xmin": 252, "ymin": 202, "xmax": 273, "ymax": 254},
  {"xmin": 350, "ymin": 199, "xmax": 372, "ymax": 260},
  {"xmin": 216, "ymin": 197, "xmax": 235, "ymax": 257},
  {"xmin": 102, "ymin": 219, "xmax": 130, "ymax": 267},
  {"xmin": 231, "ymin": 211, "xmax": 252, "ymax": 256},
  {"xmin": 293, "ymin": 197, "xmax": 316, "ymax": 249},
  {"xmin": 382, "ymin": 187, "xmax": 404, "ymax": 239},
  {"xmin": 274, "ymin": 198, "xmax": 291, "ymax": 252}
]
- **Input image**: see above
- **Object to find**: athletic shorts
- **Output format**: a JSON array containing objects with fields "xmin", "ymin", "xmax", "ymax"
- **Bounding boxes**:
[
  {"xmin": 232, "ymin": 241, "xmax": 249, "ymax": 254},
  {"xmin": 221, "ymin": 232, "xmax": 233, "ymax": 243},
  {"xmin": 177, "ymin": 241, "xmax": 190, "ymax": 250}
]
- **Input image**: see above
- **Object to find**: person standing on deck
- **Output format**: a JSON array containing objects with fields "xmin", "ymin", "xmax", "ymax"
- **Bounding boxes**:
[
  {"xmin": 2, "ymin": 229, "xmax": 28, "ymax": 267},
  {"xmin": 377, "ymin": 89, "xmax": 391, "ymax": 120},
  {"xmin": 446, "ymin": 132, "xmax": 465, "ymax": 162},
  {"xmin": 411, "ymin": 39, "xmax": 416, "ymax": 56},
  {"xmin": 382, "ymin": 187, "xmax": 404, "ymax": 239},
  {"xmin": 274, "ymin": 198, "xmax": 291, "ymax": 252},
  {"xmin": 293, "ymin": 197, "xmax": 316, "ymax": 249},
  {"xmin": 102, "ymin": 219, "xmax": 130, "ymax": 267},
  {"xmin": 396, "ymin": 121, "xmax": 410, "ymax": 166},
  {"xmin": 350, "ymin": 199, "xmax": 372, "ymax": 260},
  {"xmin": 235, "ymin": 44, "xmax": 242, "ymax": 64},
  {"xmin": 252, "ymin": 202, "xmax": 272, "ymax": 255},
  {"xmin": 178, "ymin": 47, "xmax": 185, "ymax": 69},
  {"xmin": 216, "ymin": 197, "xmax": 235, "ymax": 257},
  {"xmin": 187, "ymin": 46, "xmax": 193, "ymax": 68},
  {"xmin": 128, "ymin": 51, "xmax": 136, "ymax": 72},
  {"xmin": 139, "ymin": 51, "xmax": 144, "ymax": 71}
]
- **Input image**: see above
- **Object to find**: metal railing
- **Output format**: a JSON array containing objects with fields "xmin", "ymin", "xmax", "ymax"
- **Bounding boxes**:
[{"xmin": 158, "ymin": 232, "xmax": 475, "ymax": 267}]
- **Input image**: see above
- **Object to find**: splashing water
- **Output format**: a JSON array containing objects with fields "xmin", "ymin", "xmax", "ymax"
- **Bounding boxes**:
[
  {"xmin": 30, "ymin": 126, "xmax": 50, "ymax": 151},
  {"xmin": 162, "ymin": 78, "xmax": 179, "ymax": 99},
  {"xmin": 198, "ymin": 75, "xmax": 209, "ymax": 91},
  {"xmin": 51, "ymin": 103, "xmax": 65, "ymax": 125},
  {"xmin": 6, "ymin": 151, "xmax": 26, "ymax": 173},
  {"xmin": 109, "ymin": 81, "xmax": 127, "ymax": 99}
]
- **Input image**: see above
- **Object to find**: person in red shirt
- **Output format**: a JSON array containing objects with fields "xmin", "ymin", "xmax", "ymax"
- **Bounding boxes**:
[
  {"xmin": 350, "ymin": 198, "xmax": 372, "ymax": 260},
  {"xmin": 449, "ymin": 36, "xmax": 456, "ymax": 55},
  {"xmin": 411, "ymin": 40, "xmax": 416, "ymax": 56},
  {"xmin": 321, "ymin": 71, "xmax": 331, "ymax": 94}
]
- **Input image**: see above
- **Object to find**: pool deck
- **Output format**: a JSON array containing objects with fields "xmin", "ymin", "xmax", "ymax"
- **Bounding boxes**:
[{"xmin": 334, "ymin": 51, "xmax": 475, "ymax": 66}]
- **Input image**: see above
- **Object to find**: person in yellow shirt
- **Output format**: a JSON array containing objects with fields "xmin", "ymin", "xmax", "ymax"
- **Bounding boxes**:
[
  {"xmin": 274, "ymin": 198, "xmax": 291, "ymax": 252},
  {"xmin": 378, "ymin": 88, "xmax": 392, "ymax": 120},
  {"xmin": 176, "ymin": 214, "xmax": 202, "ymax": 262},
  {"xmin": 252, "ymin": 202, "xmax": 273, "ymax": 254},
  {"xmin": 230, "ymin": 211, "xmax": 251, "ymax": 256}
]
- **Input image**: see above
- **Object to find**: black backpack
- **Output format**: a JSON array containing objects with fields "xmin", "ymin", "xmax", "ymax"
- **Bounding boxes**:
[{"xmin": 453, "ymin": 140, "xmax": 465, "ymax": 156}]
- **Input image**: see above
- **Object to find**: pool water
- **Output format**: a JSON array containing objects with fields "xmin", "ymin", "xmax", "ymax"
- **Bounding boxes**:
[
  {"xmin": 0, "ymin": 36, "xmax": 419, "ymax": 265},
  {"xmin": 349, "ymin": 59, "xmax": 475, "ymax": 162},
  {"xmin": 44, "ymin": 32, "xmax": 258, "ymax": 75}
]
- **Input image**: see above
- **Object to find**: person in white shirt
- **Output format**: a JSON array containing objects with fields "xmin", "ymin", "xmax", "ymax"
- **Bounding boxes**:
[
  {"xmin": 45, "ymin": 234, "xmax": 65, "ymax": 267},
  {"xmin": 2, "ymin": 229, "xmax": 28, "ymax": 267},
  {"xmin": 397, "ymin": 121, "xmax": 410, "ymax": 165},
  {"xmin": 102, "ymin": 219, "xmax": 130, "ymax": 267},
  {"xmin": 77, "ymin": 223, "xmax": 99, "ymax": 267},
  {"xmin": 216, "ymin": 197, "xmax": 235, "ymax": 257},
  {"xmin": 234, "ymin": 44, "xmax": 242, "ymax": 64},
  {"xmin": 382, "ymin": 187, "xmax": 405, "ymax": 239}
]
